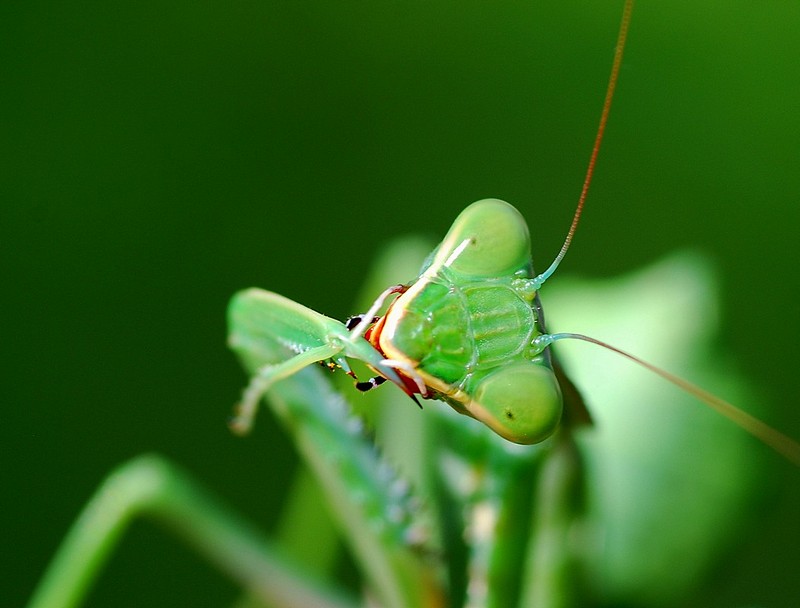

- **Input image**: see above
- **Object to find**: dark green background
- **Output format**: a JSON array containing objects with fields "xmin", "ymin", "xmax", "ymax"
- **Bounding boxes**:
[{"xmin": 4, "ymin": 1, "xmax": 799, "ymax": 606}]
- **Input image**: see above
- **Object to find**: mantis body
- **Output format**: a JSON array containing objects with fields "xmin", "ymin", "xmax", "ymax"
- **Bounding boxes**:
[
  {"xmin": 27, "ymin": 2, "xmax": 800, "ymax": 608},
  {"xmin": 229, "ymin": 199, "xmax": 564, "ymax": 445}
]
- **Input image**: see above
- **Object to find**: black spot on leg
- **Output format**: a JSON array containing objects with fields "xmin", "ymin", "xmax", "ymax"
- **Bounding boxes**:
[
  {"xmin": 345, "ymin": 315, "xmax": 363, "ymax": 331},
  {"xmin": 355, "ymin": 376, "xmax": 387, "ymax": 392},
  {"xmin": 345, "ymin": 315, "xmax": 380, "ymax": 331}
]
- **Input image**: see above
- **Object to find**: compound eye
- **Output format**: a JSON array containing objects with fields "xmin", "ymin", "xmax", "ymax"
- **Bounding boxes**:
[
  {"xmin": 470, "ymin": 363, "xmax": 562, "ymax": 445},
  {"xmin": 436, "ymin": 199, "xmax": 531, "ymax": 278}
]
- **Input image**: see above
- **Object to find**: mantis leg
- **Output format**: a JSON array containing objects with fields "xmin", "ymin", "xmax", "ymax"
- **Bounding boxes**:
[
  {"xmin": 231, "ymin": 342, "xmax": 345, "ymax": 435},
  {"xmin": 26, "ymin": 455, "xmax": 356, "ymax": 608},
  {"xmin": 228, "ymin": 289, "xmax": 414, "ymax": 427}
]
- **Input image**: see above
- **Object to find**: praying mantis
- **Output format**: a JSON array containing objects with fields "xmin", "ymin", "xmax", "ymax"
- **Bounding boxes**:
[
  {"xmin": 224, "ymin": 0, "xmax": 798, "ymax": 459},
  {"xmin": 25, "ymin": 1, "xmax": 800, "ymax": 608},
  {"xmin": 228, "ymin": 194, "xmax": 800, "ymax": 462}
]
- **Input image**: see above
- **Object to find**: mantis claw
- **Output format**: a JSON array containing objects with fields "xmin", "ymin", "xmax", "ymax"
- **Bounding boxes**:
[{"xmin": 380, "ymin": 358, "xmax": 429, "ymax": 398}]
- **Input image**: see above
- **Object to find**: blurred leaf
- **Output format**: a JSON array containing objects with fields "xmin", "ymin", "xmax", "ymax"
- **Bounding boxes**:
[{"xmin": 545, "ymin": 252, "xmax": 768, "ymax": 606}]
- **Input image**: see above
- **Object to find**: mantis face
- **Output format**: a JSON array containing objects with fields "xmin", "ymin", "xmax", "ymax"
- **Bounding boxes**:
[{"xmin": 370, "ymin": 199, "xmax": 563, "ymax": 445}]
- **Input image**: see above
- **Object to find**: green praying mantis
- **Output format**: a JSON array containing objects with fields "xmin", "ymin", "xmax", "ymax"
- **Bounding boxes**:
[
  {"xmin": 228, "ymin": 194, "xmax": 800, "ymax": 464},
  {"xmin": 228, "ymin": 179, "xmax": 800, "ymax": 607},
  {"xmin": 229, "ymin": 198, "xmax": 565, "ymax": 445},
  {"xmin": 27, "ymin": 2, "xmax": 800, "ymax": 607},
  {"xmin": 226, "ymin": 1, "xmax": 800, "ymax": 463}
]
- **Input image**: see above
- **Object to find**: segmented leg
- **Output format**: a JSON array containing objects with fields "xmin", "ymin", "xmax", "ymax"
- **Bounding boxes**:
[{"xmin": 230, "ymin": 343, "xmax": 343, "ymax": 435}]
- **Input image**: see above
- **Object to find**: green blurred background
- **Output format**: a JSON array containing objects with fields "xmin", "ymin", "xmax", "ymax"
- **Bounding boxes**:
[{"xmin": 4, "ymin": 1, "xmax": 799, "ymax": 606}]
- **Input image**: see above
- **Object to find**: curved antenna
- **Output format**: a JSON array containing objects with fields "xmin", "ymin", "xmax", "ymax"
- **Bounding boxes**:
[
  {"xmin": 535, "ymin": 0, "xmax": 635, "ymax": 288},
  {"xmin": 537, "ymin": 332, "xmax": 800, "ymax": 467}
]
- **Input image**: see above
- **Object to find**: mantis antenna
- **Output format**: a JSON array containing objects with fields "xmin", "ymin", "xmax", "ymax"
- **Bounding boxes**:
[
  {"xmin": 534, "ymin": 333, "xmax": 800, "ymax": 466},
  {"xmin": 529, "ymin": 0, "xmax": 800, "ymax": 466},
  {"xmin": 534, "ymin": 0, "xmax": 634, "ymax": 289}
]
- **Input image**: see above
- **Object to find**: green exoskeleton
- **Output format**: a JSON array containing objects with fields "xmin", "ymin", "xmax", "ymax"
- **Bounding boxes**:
[{"xmin": 230, "ymin": 199, "xmax": 563, "ymax": 445}]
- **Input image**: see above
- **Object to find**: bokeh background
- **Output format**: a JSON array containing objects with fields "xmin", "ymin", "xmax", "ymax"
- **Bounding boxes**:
[{"xmin": 4, "ymin": 1, "xmax": 799, "ymax": 606}]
